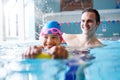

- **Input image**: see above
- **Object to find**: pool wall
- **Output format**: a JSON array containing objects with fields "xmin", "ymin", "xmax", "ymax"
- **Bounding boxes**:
[{"xmin": 43, "ymin": 9, "xmax": 120, "ymax": 39}]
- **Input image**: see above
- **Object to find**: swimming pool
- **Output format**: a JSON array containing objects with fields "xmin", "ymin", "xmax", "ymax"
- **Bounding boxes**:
[
  {"xmin": 0, "ymin": 40, "xmax": 120, "ymax": 80},
  {"xmin": 84, "ymin": 40, "xmax": 120, "ymax": 80}
]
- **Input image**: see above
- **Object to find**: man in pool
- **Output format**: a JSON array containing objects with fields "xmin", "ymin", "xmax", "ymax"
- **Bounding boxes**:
[
  {"xmin": 22, "ymin": 21, "xmax": 68, "ymax": 59},
  {"xmin": 63, "ymin": 8, "xmax": 103, "ymax": 80},
  {"xmin": 62, "ymin": 8, "xmax": 104, "ymax": 49}
]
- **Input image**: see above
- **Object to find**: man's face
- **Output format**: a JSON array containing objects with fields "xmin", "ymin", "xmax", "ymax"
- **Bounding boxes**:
[{"xmin": 81, "ymin": 12, "xmax": 99, "ymax": 35}]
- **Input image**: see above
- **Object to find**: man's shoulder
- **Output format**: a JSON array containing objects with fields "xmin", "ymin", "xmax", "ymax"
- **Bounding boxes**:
[
  {"xmin": 62, "ymin": 33, "xmax": 81, "ymax": 38},
  {"xmin": 62, "ymin": 33, "xmax": 82, "ymax": 46}
]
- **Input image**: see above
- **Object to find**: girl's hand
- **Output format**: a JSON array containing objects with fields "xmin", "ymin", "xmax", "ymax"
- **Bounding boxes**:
[
  {"xmin": 22, "ymin": 46, "xmax": 43, "ymax": 58},
  {"xmin": 50, "ymin": 46, "xmax": 68, "ymax": 59}
]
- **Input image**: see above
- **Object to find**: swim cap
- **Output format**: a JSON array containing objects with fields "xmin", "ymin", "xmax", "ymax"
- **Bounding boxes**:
[{"xmin": 40, "ymin": 21, "xmax": 63, "ymax": 40}]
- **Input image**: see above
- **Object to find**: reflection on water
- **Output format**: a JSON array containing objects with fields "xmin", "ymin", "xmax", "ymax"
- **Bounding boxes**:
[
  {"xmin": 3, "ymin": 40, "xmax": 120, "ymax": 80},
  {"xmin": 0, "ymin": 59, "xmax": 93, "ymax": 80},
  {"xmin": 1, "ymin": 40, "xmax": 120, "ymax": 80},
  {"xmin": 85, "ymin": 40, "xmax": 120, "ymax": 80},
  {"xmin": 4, "ymin": 59, "xmax": 68, "ymax": 80},
  {"xmin": 1, "ymin": 0, "xmax": 120, "ymax": 79},
  {"xmin": 0, "ymin": 41, "xmax": 94, "ymax": 80}
]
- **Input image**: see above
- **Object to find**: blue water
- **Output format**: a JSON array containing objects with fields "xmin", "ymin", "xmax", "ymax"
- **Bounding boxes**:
[
  {"xmin": 0, "ymin": 40, "xmax": 120, "ymax": 80},
  {"xmin": 5, "ymin": 59, "xmax": 68, "ymax": 80},
  {"xmin": 84, "ymin": 40, "xmax": 120, "ymax": 80}
]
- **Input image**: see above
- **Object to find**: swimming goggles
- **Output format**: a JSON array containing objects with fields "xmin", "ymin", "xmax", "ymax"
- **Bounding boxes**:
[{"xmin": 40, "ymin": 28, "xmax": 62, "ymax": 36}]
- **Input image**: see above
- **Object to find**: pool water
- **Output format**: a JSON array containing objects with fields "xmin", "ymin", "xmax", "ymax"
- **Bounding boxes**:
[
  {"xmin": 0, "ymin": 40, "xmax": 120, "ymax": 80},
  {"xmin": 84, "ymin": 40, "xmax": 120, "ymax": 80},
  {"xmin": 3, "ymin": 59, "xmax": 68, "ymax": 80}
]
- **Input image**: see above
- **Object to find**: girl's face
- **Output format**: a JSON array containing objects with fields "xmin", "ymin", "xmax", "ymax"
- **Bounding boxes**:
[
  {"xmin": 41, "ymin": 34, "xmax": 62, "ymax": 49},
  {"xmin": 81, "ymin": 12, "xmax": 99, "ymax": 35}
]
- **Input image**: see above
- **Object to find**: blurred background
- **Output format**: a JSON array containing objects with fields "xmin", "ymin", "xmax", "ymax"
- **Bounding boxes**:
[{"xmin": 0, "ymin": 0, "xmax": 120, "ymax": 41}]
